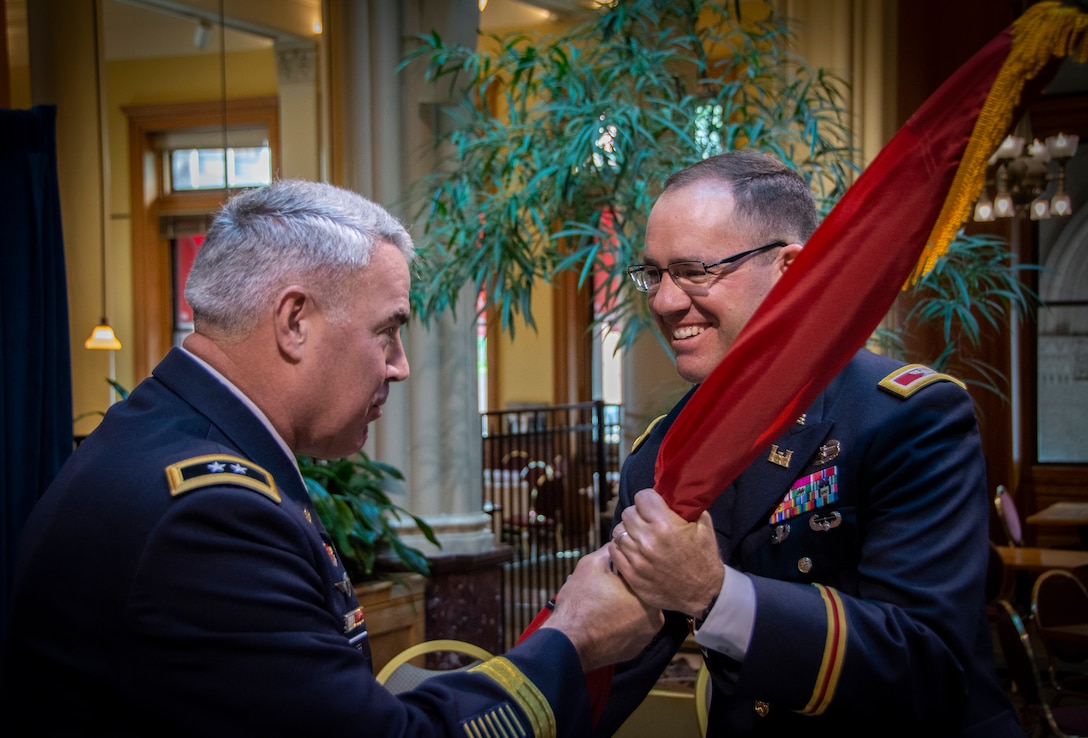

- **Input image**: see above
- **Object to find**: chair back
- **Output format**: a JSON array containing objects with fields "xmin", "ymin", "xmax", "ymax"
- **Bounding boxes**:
[
  {"xmin": 695, "ymin": 662, "xmax": 711, "ymax": 736},
  {"xmin": 499, "ymin": 450, "xmax": 530, "ymax": 470},
  {"xmin": 994, "ymin": 599, "xmax": 1047, "ymax": 703},
  {"xmin": 519, "ymin": 461, "xmax": 564, "ymax": 520},
  {"xmin": 375, "ymin": 639, "xmax": 493, "ymax": 695},
  {"xmin": 990, "ymin": 598, "xmax": 1088, "ymax": 737},
  {"xmin": 994, "ymin": 484, "xmax": 1023, "ymax": 547},
  {"xmin": 1033, "ymin": 569, "xmax": 1088, "ymax": 664},
  {"xmin": 992, "ymin": 599, "xmax": 1058, "ymax": 733}
]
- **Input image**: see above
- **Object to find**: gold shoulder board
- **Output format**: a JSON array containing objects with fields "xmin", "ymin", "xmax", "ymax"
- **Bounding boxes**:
[
  {"xmin": 165, "ymin": 454, "xmax": 281, "ymax": 503},
  {"xmin": 632, "ymin": 414, "xmax": 668, "ymax": 453},
  {"xmin": 878, "ymin": 364, "xmax": 965, "ymax": 399}
]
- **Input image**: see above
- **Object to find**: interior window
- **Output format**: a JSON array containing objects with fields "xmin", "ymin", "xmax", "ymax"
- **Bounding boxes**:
[{"xmin": 169, "ymin": 146, "xmax": 272, "ymax": 190}]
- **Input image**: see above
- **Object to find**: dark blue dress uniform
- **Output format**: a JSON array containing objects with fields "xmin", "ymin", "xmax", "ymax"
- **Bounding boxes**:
[
  {"xmin": 3, "ymin": 349, "xmax": 589, "ymax": 737},
  {"xmin": 595, "ymin": 350, "xmax": 1022, "ymax": 737}
]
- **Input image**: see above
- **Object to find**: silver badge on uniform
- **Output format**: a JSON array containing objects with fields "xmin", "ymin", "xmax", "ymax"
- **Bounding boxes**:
[
  {"xmin": 809, "ymin": 511, "xmax": 842, "ymax": 531},
  {"xmin": 334, "ymin": 572, "xmax": 352, "ymax": 594},
  {"xmin": 812, "ymin": 440, "xmax": 841, "ymax": 466}
]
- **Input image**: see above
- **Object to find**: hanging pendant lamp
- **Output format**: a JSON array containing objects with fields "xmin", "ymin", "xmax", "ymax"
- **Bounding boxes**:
[{"xmin": 85, "ymin": 0, "xmax": 122, "ymax": 352}]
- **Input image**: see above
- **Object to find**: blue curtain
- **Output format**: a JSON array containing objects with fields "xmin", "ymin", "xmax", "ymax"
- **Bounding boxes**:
[{"xmin": 0, "ymin": 105, "xmax": 73, "ymax": 640}]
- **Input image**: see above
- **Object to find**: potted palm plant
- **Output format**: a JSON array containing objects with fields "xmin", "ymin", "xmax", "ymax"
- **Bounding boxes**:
[{"xmin": 298, "ymin": 452, "xmax": 438, "ymax": 579}]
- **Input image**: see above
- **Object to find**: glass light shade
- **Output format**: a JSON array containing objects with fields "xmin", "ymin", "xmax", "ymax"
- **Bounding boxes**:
[
  {"xmin": 1047, "ymin": 133, "xmax": 1079, "ymax": 159},
  {"xmin": 994, "ymin": 193, "xmax": 1016, "ymax": 218},
  {"xmin": 1030, "ymin": 197, "xmax": 1051, "ymax": 220},
  {"xmin": 85, "ymin": 322, "xmax": 122, "ymax": 350},
  {"xmin": 1027, "ymin": 138, "xmax": 1050, "ymax": 161},
  {"xmin": 1050, "ymin": 192, "xmax": 1073, "ymax": 217},
  {"xmin": 995, "ymin": 135, "xmax": 1026, "ymax": 160},
  {"xmin": 973, "ymin": 197, "xmax": 995, "ymax": 222}
]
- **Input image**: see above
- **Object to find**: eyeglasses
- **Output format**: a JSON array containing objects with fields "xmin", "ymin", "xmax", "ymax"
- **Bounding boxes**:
[{"xmin": 626, "ymin": 241, "xmax": 787, "ymax": 293}]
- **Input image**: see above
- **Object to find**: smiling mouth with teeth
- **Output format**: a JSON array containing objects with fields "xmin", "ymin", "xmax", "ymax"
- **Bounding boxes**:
[{"xmin": 673, "ymin": 325, "xmax": 706, "ymax": 340}]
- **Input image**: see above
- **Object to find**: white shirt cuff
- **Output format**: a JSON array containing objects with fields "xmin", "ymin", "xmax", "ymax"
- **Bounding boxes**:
[{"xmin": 692, "ymin": 565, "xmax": 755, "ymax": 661}]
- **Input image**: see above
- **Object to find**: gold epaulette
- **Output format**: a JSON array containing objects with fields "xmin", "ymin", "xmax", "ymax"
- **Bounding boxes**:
[
  {"xmin": 877, "ymin": 364, "xmax": 965, "ymax": 399},
  {"xmin": 631, "ymin": 414, "xmax": 668, "ymax": 453},
  {"xmin": 165, "ymin": 454, "xmax": 280, "ymax": 503},
  {"xmin": 469, "ymin": 657, "xmax": 555, "ymax": 738}
]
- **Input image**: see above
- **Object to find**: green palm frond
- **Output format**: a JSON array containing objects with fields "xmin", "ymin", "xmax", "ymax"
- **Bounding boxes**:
[{"xmin": 299, "ymin": 453, "xmax": 438, "ymax": 579}]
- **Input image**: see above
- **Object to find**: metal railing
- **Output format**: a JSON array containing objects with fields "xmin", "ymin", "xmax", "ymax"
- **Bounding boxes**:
[{"xmin": 482, "ymin": 401, "xmax": 622, "ymax": 649}]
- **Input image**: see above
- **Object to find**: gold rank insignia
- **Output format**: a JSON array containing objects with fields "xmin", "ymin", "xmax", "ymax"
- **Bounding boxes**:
[
  {"xmin": 878, "ymin": 364, "xmax": 964, "ymax": 398},
  {"xmin": 767, "ymin": 444, "xmax": 793, "ymax": 468},
  {"xmin": 165, "ymin": 454, "xmax": 280, "ymax": 503}
]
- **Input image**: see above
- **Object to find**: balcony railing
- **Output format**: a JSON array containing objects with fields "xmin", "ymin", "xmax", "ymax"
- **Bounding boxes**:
[{"xmin": 482, "ymin": 401, "xmax": 622, "ymax": 648}]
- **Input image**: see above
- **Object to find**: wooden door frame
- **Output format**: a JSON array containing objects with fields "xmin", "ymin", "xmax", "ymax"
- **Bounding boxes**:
[
  {"xmin": 124, "ymin": 97, "xmax": 279, "ymax": 379},
  {"xmin": 553, "ymin": 268, "xmax": 592, "ymax": 405}
]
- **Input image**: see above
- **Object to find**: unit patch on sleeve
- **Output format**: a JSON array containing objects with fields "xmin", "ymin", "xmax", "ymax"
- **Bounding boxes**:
[
  {"xmin": 165, "ymin": 454, "xmax": 280, "ymax": 503},
  {"xmin": 877, "ymin": 364, "xmax": 965, "ymax": 399}
]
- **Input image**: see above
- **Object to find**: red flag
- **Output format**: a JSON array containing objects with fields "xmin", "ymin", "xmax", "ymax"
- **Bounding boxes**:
[{"xmin": 656, "ymin": 1, "xmax": 1088, "ymax": 519}]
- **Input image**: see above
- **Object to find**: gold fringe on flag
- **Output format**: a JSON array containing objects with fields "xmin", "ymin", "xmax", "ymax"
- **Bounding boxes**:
[{"xmin": 910, "ymin": 1, "xmax": 1088, "ymax": 286}]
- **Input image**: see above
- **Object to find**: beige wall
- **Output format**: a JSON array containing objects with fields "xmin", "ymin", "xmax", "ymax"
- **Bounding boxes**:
[{"xmin": 494, "ymin": 289, "xmax": 555, "ymax": 409}]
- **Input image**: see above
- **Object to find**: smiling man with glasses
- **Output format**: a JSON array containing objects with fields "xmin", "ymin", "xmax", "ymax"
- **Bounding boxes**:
[
  {"xmin": 627, "ymin": 154, "xmax": 813, "ymax": 386},
  {"xmin": 594, "ymin": 151, "xmax": 1020, "ymax": 737}
]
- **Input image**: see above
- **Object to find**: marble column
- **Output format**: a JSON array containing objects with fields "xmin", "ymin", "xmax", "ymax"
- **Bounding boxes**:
[
  {"xmin": 329, "ymin": 0, "xmax": 492, "ymax": 552},
  {"xmin": 274, "ymin": 40, "xmax": 320, "ymax": 181},
  {"xmin": 328, "ymin": 0, "xmax": 508, "ymax": 642}
]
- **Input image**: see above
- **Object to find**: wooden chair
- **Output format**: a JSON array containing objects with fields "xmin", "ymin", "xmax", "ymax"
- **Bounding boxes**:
[
  {"xmin": 991, "ymin": 486, "xmax": 1088, "ymax": 609},
  {"xmin": 375, "ymin": 639, "xmax": 493, "ymax": 694},
  {"xmin": 498, "ymin": 450, "xmax": 530, "ymax": 470},
  {"xmin": 502, "ymin": 461, "xmax": 566, "ymax": 556},
  {"xmin": 1032, "ymin": 570, "xmax": 1088, "ymax": 705},
  {"xmin": 992, "ymin": 599, "xmax": 1088, "ymax": 737}
]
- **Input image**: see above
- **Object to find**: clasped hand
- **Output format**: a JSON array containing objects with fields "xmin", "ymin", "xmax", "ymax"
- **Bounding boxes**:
[
  {"xmin": 608, "ymin": 488, "xmax": 723, "ymax": 618},
  {"xmin": 543, "ymin": 547, "xmax": 663, "ymax": 673}
]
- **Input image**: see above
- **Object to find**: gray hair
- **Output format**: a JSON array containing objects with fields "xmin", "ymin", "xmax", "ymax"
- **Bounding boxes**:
[
  {"xmin": 185, "ymin": 179, "xmax": 414, "ymax": 338},
  {"xmin": 662, "ymin": 150, "xmax": 819, "ymax": 246}
]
